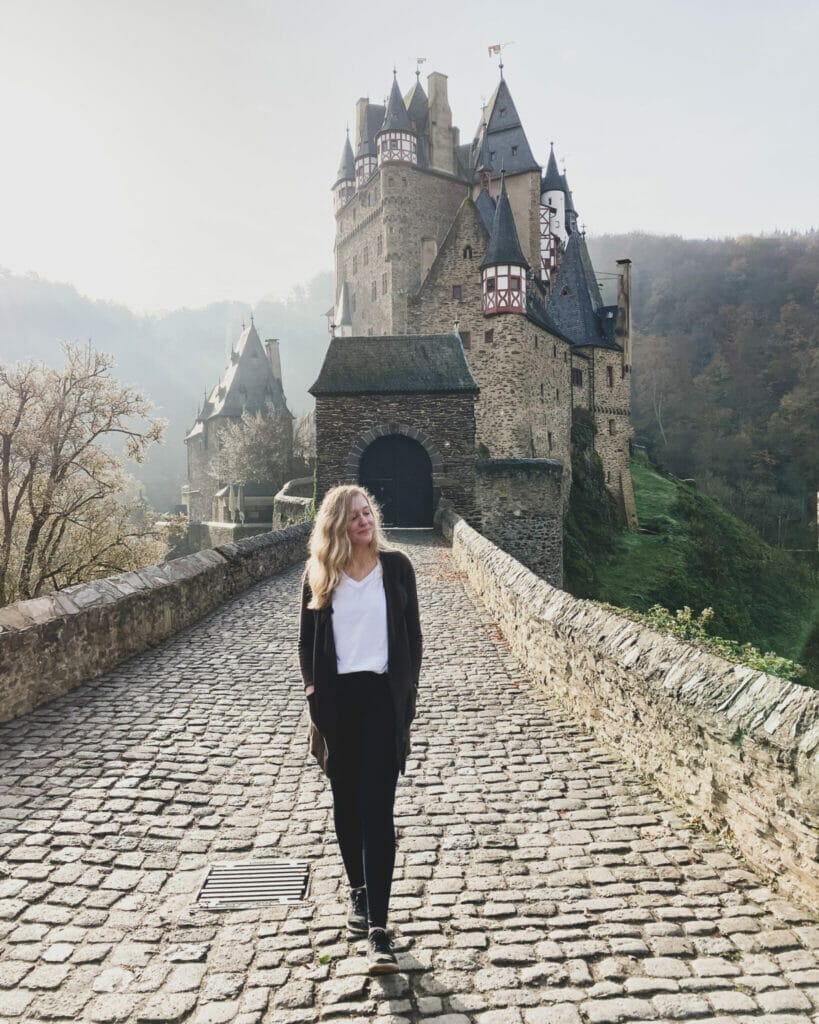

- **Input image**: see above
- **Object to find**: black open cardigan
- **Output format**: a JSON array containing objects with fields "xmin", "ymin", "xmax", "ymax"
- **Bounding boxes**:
[{"xmin": 298, "ymin": 549, "xmax": 422, "ymax": 776}]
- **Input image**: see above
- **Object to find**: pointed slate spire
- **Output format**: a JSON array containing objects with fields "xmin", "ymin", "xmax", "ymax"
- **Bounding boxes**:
[
  {"xmin": 473, "ymin": 75, "xmax": 539, "ymax": 178},
  {"xmin": 405, "ymin": 76, "xmax": 428, "ymax": 130},
  {"xmin": 541, "ymin": 143, "xmax": 563, "ymax": 193},
  {"xmin": 334, "ymin": 130, "xmax": 355, "ymax": 186},
  {"xmin": 481, "ymin": 175, "xmax": 529, "ymax": 270},
  {"xmin": 381, "ymin": 72, "xmax": 412, "ymax": 132},
  {"xmin": 475, "ymin": 185, "xmax": 497, "ymax": 233}
]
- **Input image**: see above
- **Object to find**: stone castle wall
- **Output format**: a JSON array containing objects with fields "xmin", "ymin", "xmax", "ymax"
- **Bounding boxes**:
[
  {"xmin": 474, "ymin": 459, "xmax": 563, "ymax": 586},
  {"xmin": 438, "ymin": 506, "xmax": 819, "ymax": 913},
  {"xmin": 334, "ymin": 164, "xmax": 467, "ymax": 336},
  {"xmin": 406, "ymin": 201, "xmax": 573, "ymax": 503},
  {"xmin": 0, "ymin": 524, "xmax": 311, "ymax": 726},
  {"xmin": 588, "ymin": 347, "xmax": 637, "ymax": 525}
]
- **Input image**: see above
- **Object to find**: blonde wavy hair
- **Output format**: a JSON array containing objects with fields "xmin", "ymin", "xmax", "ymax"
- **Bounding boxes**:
[{"xmin": 306, "ymin": 485, "xmax": 391, "ymax": 609}]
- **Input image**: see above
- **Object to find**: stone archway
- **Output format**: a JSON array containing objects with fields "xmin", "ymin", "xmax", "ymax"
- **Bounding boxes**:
[
  {"xmin": 359, "ymin": 435, "xmax": 433, "ymax": 527},
  {"xmin": 343, "ymin": 424, "xmax": 443, "ymax": 527}
]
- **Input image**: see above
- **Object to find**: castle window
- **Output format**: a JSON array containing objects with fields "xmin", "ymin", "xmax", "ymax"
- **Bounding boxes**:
[
  {"xmin": 510, "ymin": 276, "xmax": 521, "ymax": 292},
  {"xmin": 548, "ymin": 431, "xmax": 553, "ymax": 450},
  {"xmin": 460, "ymin": 331, "xmax": 471, "ymax": 350},
  {"xmin": 512, "ymin": 145, "xmax": 518, "ymax": 156},
  {"xmin": 486, "ymin": 277, "xmax": 495, "ymax": 293},
  {"xmin": 463, "ymin": 245, "xmax": 473, "ymax": 259},
  {"xmin": 606, "ymin": 365, "xmax": 614, "ymax": 387},
  {"xmin": 561, "ymin": 286, "xmax": 569, "ymax": 296},
  {"xmin": 371, "ymin": 281, "xmax": 377, "ymax": 300},
  {"xmin": 377, "ymin": 235, "xmax": 383, "ymax": 255},
  {"xmin": 572, "ymin": 368, "xmax": 583, "ymax": 386},
  {"xmin": 540, "ymin": 383, "xmax": 544, "ymax": 401},
  {"xmin": 484, "ymin": 329, "xmax": 494, "ymax": 344},
  {"xmin": 607, "ymin": 470, "xmax": 611, "ymax": 483},
  {"xmin": 452, "ymin": 285, "xmax": 462, "ymax": 300},
  {"xmin": 556, "ymin": 388, "xmax": 560, "ymax": 400},
  {"xmin": 534, "ymin": 337, "xmax": 538, "ymax": 350},
  {"xmin": 499, "ymin": 107, "xmax": 506, "ymax": 118},
  {"xmin": 382, "ymin": 272, "xmax": 387, "ymax": 294},
  {"xmin": 553, "ymin": 344, "xmax": 557, "ymax": 357},
  {"xmin": 490, "ymin": 150, "xmax": 496, "ymax": 161},
  {"xmin": 609, "ymin": 419, "xmax": 616, "ymax": 435},
  {"xmin": 363, "ymin": 246, "xmax": 369, "ymax": 266}
]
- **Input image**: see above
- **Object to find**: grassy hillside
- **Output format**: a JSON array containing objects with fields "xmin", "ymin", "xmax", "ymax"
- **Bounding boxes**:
[{"xmin": 565, "ymin": 418, "xmax": 819, "ymax": 685}]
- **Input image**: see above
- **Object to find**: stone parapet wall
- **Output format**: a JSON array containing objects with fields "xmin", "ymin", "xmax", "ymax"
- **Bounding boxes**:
[
  {"xmin": 437, "ymin": 507, "xmax": 819, "ymax": 913},
  {"xmin": 273, "ymin": 477, "xmax": 314, "ymax": 530},
  {"xmin": 0, "ymin": 524, "xmax": 311, "ymax": 726},
  {"xmin": 188, "ymin": 521, "xmax": 273, "ymax": 550}
]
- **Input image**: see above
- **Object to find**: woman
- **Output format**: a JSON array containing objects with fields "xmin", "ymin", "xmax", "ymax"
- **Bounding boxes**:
[{"xmin": 298, "ymin": 485, "xmax": 422, "ymax": 975}]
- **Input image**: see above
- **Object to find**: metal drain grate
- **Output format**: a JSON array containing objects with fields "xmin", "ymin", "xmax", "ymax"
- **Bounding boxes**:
[{"xmin": 196, "ymin": 859, "xmax": 311, "ymax": 909}]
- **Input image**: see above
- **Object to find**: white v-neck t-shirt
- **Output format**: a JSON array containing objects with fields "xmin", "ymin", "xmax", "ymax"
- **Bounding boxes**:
[{"xmin": 331, "ymin": 561, "xmax": 389, "ymax": 675}]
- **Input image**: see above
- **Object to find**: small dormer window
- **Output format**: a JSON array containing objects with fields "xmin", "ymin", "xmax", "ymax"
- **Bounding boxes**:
[
  {"xmin": 512, "ymin": 145, "xmax": 518, "ymax": 156},
  {"xmin": 490, "ymin": 150, "xmax": 496, "ymax": 161},
  {"xmin": 500, "ymin": 107, "xmax": 506, "ymax": 118},
  {"xmin": 561, "ymin": 286, "xmax": 569, "ymax": 296}
]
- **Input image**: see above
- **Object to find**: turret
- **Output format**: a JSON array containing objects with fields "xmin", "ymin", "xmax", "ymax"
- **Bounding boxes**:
[
  {"xmin": 376, "ymin": 72, "xmax": 418, "ymax": 167},
  {"xmin": 480, "ymin": 175, "xmax": 529, "ymax": 316},
  {"xmin": 541, "ymin": 143, "xmax": 567, "ymax": 243},
  {"xmin": 333, "ymin": 130, "xmax": 355, "ymax": 212}
]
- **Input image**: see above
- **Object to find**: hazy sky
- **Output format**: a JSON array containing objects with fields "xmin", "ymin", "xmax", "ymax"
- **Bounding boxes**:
[{"xmin": 1, "ymin": 0, "xmax": 817, "ymax": 312}]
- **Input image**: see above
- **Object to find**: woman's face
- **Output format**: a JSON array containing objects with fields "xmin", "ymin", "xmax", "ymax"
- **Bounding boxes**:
[{"xmin": 347, "ymin": 493, "xmax": 375, "ymax": 548}]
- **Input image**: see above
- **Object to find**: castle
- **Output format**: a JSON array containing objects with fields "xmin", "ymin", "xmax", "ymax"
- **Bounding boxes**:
[
  {"xmin": 182, "ymin": 322, "xmax": 293, "ymax": 528},
  {"xmin": 310, "ymin": 65, "xmax": 637, "ymax": 584}
]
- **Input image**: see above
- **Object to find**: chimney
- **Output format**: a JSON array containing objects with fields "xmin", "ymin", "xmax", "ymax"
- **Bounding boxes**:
[
  {"xmin": 615, "ymin": 259, "xmax": 632, "ymax": 369},
  {"xmin": 265, "ymin": 339, "xmax": 282, "ymax": 381},
  {"xmin": 427, "ymin": 72, "xmax": 455, "ymax": 174},
  {"xmin": 355, "ymin": 98, "xmax": 369, "ymax": 152}
]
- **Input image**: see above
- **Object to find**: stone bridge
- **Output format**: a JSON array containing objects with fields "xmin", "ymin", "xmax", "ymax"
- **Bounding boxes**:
[{"xmin": 0, "ymin": 530, "xmax": 818, "ymax": 1024}]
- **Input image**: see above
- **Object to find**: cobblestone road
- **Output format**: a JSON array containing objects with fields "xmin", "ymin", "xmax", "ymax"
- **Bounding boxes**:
[{"xmin": 1, "ymin": 532, "xmax": 818, "ymax": 1024}]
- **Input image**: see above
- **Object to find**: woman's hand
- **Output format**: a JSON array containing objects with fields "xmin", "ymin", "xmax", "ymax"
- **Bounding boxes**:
[{"xmin": 305, "ymin": 686, "xmax": 316, "ymax": 697}]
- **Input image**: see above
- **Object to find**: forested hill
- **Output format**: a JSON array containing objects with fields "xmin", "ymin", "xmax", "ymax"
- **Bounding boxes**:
[
  {"xmin": 0, "ymin": 269, "xmax": 333, "ymax": 511},
  {"xmin": 587, "ymin": 232, "xmax": 819, "ymax": 548}
]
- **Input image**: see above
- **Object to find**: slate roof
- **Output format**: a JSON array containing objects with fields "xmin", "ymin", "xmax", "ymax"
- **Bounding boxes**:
[
  {"xmin": 480, "ymin": 177, "xmax": 529, "ymax": 270},
  {"xmin": 405, "ymin": 77, "xmax": 428, "ymax": 132},
  {"xmin": 334, "ymin": 132, "xmax": 355, "ymax": 186},
  {"xmin": 475, "ymin": 186, "xmax": 497, "ymax": 233},
  {"xmin": 186, "ymin": 323, "xmax": 291, "ymax": 439},
  {"xmin": 525, "ymin": 287, "xmax": 575, "ymax": 345},
  {"xmin": 310, "ymin": 334, "xmax": 479, "ymax": 396},
  {"xmin": 546, "ymin": 234, "xmax": 620, "ymax": 350},
  {"xmin": 541, "ymin": 144, "xmax": 563, "ymax": 193},
  {"xmin": 472, "ymin": 78, "xmax": 540, "ymax": 179},
  {"xmin": 380, "ymin": 76, "xmax": 412, "ymax": 133},
  {"xmin": 335, "ymin": 282, "xmax": 352, "ymax": 328}
]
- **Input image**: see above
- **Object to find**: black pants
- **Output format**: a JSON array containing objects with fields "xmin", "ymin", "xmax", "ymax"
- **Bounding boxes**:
[{"xmin": 330, "ymin": 671, "xmax": 398, "ymax": 930}]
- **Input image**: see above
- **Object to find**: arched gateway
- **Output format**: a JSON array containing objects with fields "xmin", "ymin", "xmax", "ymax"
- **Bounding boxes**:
[{"xmin": 359, "ymin": 434, "xmax": 433, "ymax": 527}]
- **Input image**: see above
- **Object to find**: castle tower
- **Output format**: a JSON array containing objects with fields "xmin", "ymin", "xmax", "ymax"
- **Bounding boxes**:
[
  {"xmin": 540, "ymin": 143, "xmax": 566, "ymax": 287},
  {"xmin": 332, "ymin": 131, "xmax": 355, "ymax": 212},
  {"xmin": 481, "ymin": 176, "xmax": 529, "ymax": 316},
  {"xmin": 376, "ymin": 73, "xmax": 418, "ymax": 167}
]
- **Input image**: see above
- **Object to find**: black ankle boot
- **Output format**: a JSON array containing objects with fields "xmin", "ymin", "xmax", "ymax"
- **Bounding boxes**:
[
  {"xmin": 367, "ymin": 927, "xmax": 398, "ymax": 974},
  {"xmin": 347, "ymin": 886, "xmax": 368, "ymax": 936}
]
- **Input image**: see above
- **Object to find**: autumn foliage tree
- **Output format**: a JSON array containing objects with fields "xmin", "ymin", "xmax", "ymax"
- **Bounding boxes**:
[{"xmin": 0, "ymin": 343, "xmax": 166, "ymax": 605}]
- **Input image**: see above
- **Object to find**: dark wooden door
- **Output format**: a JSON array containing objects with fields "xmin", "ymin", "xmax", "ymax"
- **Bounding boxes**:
[{"xmin": 359, "ymin": 435, "xmax": 433, "ymax": 527}]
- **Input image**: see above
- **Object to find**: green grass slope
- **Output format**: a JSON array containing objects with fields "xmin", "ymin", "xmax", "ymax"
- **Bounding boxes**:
[{"xmin": 565, "ymin": 419, "xmax": 819, "ymax": 685}]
